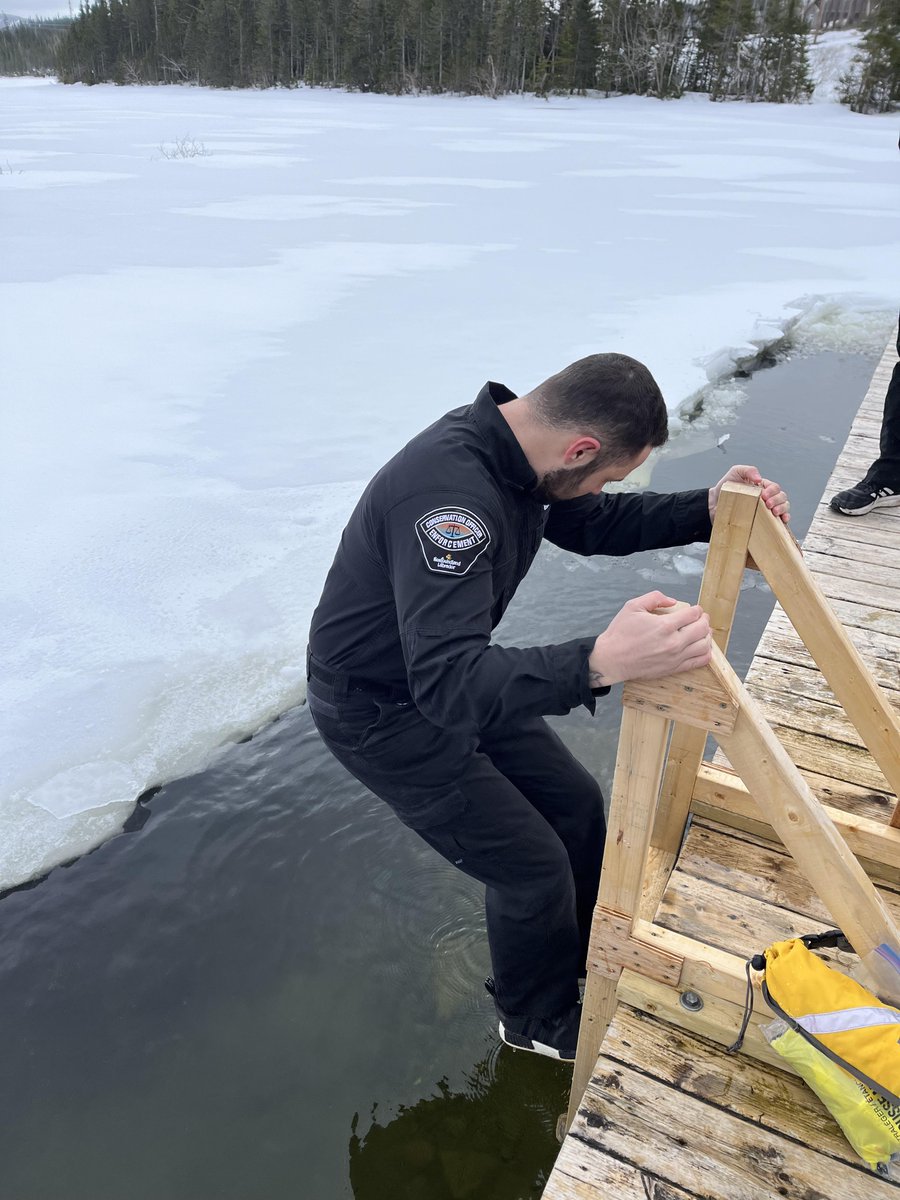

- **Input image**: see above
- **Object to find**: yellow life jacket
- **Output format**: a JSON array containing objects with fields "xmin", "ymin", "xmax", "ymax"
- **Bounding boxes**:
[
  {"xmin": 762, "ymin": 936, "xmax": 900, "ymax": 1104},
  {"xmin": 743, "ymin": 932, "xmax": 900, "ymax": 1174}
]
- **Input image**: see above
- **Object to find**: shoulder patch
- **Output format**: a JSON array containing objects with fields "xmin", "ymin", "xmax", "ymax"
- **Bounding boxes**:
[{"xmin": 415, "ymin": 507, "xmax": 491, "ymax": 576}]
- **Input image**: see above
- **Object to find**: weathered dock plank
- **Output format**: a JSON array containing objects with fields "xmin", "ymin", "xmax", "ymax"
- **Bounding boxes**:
[
  {"xmin": 756, "ymin": 625, "xmax": 899, "ymax": 691},
  {"xmin": 547, "ymin": 1009, "xmax": 896, "ymax": 1200}
]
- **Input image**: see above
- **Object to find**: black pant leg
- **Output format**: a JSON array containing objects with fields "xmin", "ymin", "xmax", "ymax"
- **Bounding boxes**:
[
  {"xmin": 868, "ymin": 314, "xmax": 900, "ymax": 487},
  {"xmin": 477, "ymin": 717, "xmax": 606, "ymax": 971},
  {"xmin": 307, "ymin": 690, "xmax": 583, "ymax": 1019},
  {"xmin": 417, "ymin": 751, "xmax": 582, "ymax": 1020}
]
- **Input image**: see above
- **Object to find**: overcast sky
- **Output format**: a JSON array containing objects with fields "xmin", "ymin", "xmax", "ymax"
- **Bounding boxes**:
[{"xmin": 4, "ymin": 1, "xmax": 73, "ymax": 19}]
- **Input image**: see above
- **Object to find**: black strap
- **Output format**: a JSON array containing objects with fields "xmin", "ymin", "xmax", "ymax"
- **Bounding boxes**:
[
  {"xmin": 727, "ymin": 958, "xmax": 755, "ymax": 1053},
  {"xmin": 799, "ymin": 929, "xmax": 853, "ymax": 953}
]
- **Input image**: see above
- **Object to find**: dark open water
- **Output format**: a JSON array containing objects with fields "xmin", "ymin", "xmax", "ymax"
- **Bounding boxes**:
[{"xmin": 0, "ymin": 349, "xmax": 878, "ymax": 1200}]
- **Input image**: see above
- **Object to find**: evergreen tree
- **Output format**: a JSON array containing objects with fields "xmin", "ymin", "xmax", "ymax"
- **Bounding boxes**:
[
  {"xmin": 486, "ymin": 0, "xmax": 544, "ymax": 93},
  {"xmin": 754, "ymin": 0, "xmax": 812, "ymax": 103},
  {"xmin": 594, "ymin": 0, "xmax": 624, "ymax": 94},
  {"xmin": 556, "ymin": 0, "xmax": 598, "ymax": 94},
  {"xmin": 692, "ymin": 0, "xmax": 756, "ymax": 99},
  {"xmin": 200, "ymin": 0, "xmax": 239, "ymax": 86},
  {"xmin": 840, "ymin": 0, "xmax": 900, "ymax": 113}
]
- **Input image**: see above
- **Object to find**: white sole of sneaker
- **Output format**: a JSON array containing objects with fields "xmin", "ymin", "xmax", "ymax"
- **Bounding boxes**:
[
  {"xmin": 498, "ymin": 1021, "xmax": 574, "ymax": 1062},
  {"xmin": 833, "ymin": 494, "xmax": 900, "ymax": 516}
]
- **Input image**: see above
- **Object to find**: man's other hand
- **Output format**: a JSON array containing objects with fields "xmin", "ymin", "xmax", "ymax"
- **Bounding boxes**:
[
  {"xmin": 709, "ymin": 465, "xmax": 790, "ymax": 524},
  {"xmin": 588, "ymin": 592, "xmax": 712, "ymax": 687}
]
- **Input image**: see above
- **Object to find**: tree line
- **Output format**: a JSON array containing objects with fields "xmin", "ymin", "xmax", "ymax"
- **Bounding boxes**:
[
  {"xmin": 0, "ymin": 16, "xmax": 69, "ymax": 74},
  {"xmin": 0, "ymin": 0, "xmax": 896, "ymax": 110}
]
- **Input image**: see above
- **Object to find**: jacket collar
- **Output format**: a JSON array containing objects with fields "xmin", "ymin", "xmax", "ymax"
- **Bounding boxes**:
[{"xmin": 472, "ymin": 382, "xmax": 539, "ymax": 494}]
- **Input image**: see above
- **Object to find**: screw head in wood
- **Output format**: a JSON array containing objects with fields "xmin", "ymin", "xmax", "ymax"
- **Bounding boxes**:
[{"xmin": 679, "ymin": 990, "xmax": 704, "ymax": 1012}]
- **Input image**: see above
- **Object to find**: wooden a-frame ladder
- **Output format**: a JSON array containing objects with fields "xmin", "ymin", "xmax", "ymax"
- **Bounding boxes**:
[{"xmin": 566, "ymin": 481, "xmax": 900, "ymax": 1129}]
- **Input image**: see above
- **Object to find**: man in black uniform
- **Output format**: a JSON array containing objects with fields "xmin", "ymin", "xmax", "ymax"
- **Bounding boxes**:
[{"xmin": 307, "ymin": 353, "xmax": 789, "ymax": 1061}]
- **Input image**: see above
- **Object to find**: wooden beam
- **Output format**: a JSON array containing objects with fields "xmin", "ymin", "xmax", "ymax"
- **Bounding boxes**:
[
  {"xmin": 568, "ymin": 707, "xmax": 671, "ymax": 1130},
  {"xmin": 648, "ymin": 483, "xmax": 760, "ymax": 885},
  {"xmin": 632, "ymin": 921, "xmax": 757, "ymax": 1005},
  {"xmin": 747, "ymin": 501, "xmax": 900, "ymax": 825},
  {"xmin": 616, "ymin": 970, "xmax": 790, "ymax": 1075},
  {"xmin": 594, "ymin": 708, "xmax": 672, "ymax": 916},
  {"xmin": 623, "ymin": 669, "xmax": 737, "ymax": 733},
  {"xmin": 588, "ymin": 906, "xmax": 684, "ymax": 986},
  {"xmin": 569, "ymin": 970, "xmax": 619, "ymax": 1127},
  {"xmin": 639, "ymin": 844, "xmax": 677, "ymax": 921},
  {"xmin": 710, "ymin": 644, "xmax": 900, "ymax": 962},
  {"xmin": 701, "ymin": 483, "xmax": 767, "ymax": 631},
  {"xmin": 691, "ymin": 761, "xmax": 900, "ymax": 874}
]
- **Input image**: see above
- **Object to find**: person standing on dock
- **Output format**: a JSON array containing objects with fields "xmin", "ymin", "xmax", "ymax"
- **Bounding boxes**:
[
  {"xmin": 306, "ymin": 354, "xmax": 790, "ymax": 1062},
  {"xmin": 830, "ymin": 314, "xmax": 900, "ymax": 517}
]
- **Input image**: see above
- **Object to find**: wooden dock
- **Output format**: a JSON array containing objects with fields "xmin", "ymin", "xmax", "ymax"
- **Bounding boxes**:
[{"xmin": 544, "ymin": 337, "xmax": 900, "ymax": 1200}]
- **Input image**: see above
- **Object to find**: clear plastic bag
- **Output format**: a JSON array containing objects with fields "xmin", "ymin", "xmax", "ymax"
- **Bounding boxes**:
[{"xmin": 861, "ymin": 943, "xmax": 900, "ymax": 1008}]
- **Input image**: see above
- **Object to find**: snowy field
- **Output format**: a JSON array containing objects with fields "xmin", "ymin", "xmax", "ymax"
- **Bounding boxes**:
[{"xmin": 1, "ymin": 52, "xmax": 897, "ymax": 889}]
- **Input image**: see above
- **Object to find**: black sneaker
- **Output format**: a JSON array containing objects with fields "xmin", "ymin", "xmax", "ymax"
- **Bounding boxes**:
[
  {"xmin": 829, "ymin": 481, "xmax": 900, "ymax": 516},
  {"xmin": 499, "ymin": 1005, "xmax": 582, "ymax": 1061},
  {"xmin": 485, "ymin": 977, "xmax": 581, "ymax": 1061}
]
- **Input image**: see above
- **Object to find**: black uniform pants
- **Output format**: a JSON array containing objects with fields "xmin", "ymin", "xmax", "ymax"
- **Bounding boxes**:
[
  {"xmin": 867, "ymin": 314, "xmax": 900, "ymax": 489},
  {"xmin": 306, "ymin": 657, "xmax": 606, "ymax": 1021}
]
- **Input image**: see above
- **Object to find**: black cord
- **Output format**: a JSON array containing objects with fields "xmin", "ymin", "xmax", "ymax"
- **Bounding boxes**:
[{"xmin": 727, "ymin": 958, "xmax": 755, "ymax": 1053}]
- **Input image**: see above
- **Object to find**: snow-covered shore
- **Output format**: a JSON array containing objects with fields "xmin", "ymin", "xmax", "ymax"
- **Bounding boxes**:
[{"xmin": 1, "ymin": 57, "xmax": 897, "ymax": 888}]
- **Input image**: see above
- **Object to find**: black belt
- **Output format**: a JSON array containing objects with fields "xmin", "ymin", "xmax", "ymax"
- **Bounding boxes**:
[{"xmin": 306, "ymin": 650, "xmax": 412, "ymax": 702}]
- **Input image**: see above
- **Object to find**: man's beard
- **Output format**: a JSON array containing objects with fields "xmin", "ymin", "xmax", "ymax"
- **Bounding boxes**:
[{"xmin": 534, "ymin": 459, "xmax": 603, "ymax": 504}]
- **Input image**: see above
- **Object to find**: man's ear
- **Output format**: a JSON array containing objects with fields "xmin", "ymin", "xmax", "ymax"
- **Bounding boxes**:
[{"xmin": 563, "ymin": 436, "xmax": 602, "ymax": 466}]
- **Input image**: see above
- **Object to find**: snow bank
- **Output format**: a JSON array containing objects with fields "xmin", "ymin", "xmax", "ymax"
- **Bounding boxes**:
[
  {"xmin": 807, "ymin": 29, "xmax": 863, "ymax": 103},
  {"xmin": 0, "ymin": 79, "xmax": 896, "ymax": 889}
]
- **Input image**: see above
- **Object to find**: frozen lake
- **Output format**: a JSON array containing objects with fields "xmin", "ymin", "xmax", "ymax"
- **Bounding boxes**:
[
  {"xmin": 1, "ymin": 76, "xmax": 897, "ymax": 887},
  {"xmin": 0, "ymin": 344, "xmax": 880, "ymax": 1199}
]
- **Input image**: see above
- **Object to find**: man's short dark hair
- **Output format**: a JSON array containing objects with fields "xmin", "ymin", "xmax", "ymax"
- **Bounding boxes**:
[{"xmin": 530, "ymin": 353, "xmax": 668, "ymax": 463}]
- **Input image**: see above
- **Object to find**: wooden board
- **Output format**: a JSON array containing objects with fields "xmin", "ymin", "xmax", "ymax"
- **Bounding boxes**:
[
  {"xmin": 803, "ymin": 529, "xmax": 900, "ymax": 573},
  {"xmin": 616, "ymin": 970, "xmax": 792, "ymax": 1073},
  {"xmin": 602, "ymin": 1008, "xmax": 866, "ymax": 1165},
  {"xmin": 690, "ymin": 766, "xmax": 900, "ymax": 878},
  {"xmin": 754, "ymin": 622, "xmax": 899, "ymax": 702},
  {"xmin": 745, "ymin": 675, "xmax": 898, "ymax": 748},
  {"xmin": 748, "ymin": 657, "xmax": 900, "ymax": 700},
  {"xmin": 777, "ymin": 591, "xmax": 897, "ymax": 640},
  {"xmin": 803, "ymin": 547, "xmax": 900, "ymax": 593},
  {"xmin": 710, "ymin": 745, "xmax": 896, "ymax": 822},
  {"xmin": 755, "ymin": 722, "xmax": 889, "ymax": 793},
  {"xmin": 545, "ymin": 1007, "xmax": 899, "ymax": 1200},
  {"xmin": 675, "ymin": 818, "xmax": 900, "ymax": 917},
  {"xmin": 656, "ymin": 820, "xmax": 900, "ymax": 968},
  {"xmin": 546, "ymin": 1152, "xmax": 696, "ymax": 1200}
]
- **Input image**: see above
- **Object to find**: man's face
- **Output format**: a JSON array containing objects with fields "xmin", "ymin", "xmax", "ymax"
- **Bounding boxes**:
[{"xmin": 536, "ymin": 444, "xmax": 653, "ymax": 503}]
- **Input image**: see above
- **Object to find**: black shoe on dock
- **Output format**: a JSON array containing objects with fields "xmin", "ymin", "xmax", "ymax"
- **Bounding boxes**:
[{"xmin": 829, "ymin": 480, "xmax": 900, "ymax": 516}]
